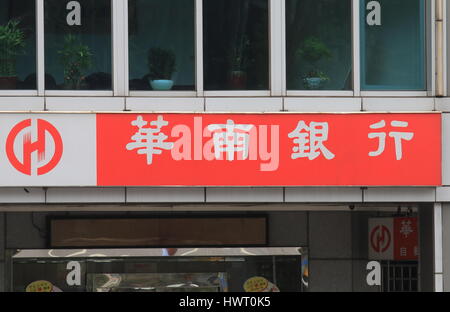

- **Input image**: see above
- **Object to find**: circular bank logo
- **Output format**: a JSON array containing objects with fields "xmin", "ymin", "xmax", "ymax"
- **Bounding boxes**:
[{"xmin": 6, "ymin": 119, "xmax": 63, "ymax": 176}]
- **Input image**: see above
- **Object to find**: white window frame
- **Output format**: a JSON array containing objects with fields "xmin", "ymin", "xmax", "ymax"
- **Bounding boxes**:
[
  {"xmin": 43, "ymin": 0, "xmax": 114, "ymax": 97},
  {"xmin": 0, "ymin": 0, "xmax": 436, "ymax": 99},
  {"xmin": 201, "ymin": 0, "xmax": 272, "ymax": 97},
  {"xmin": 360, "ymin": 0, "xmax": 431, "ymax": 98},
  {"xmin": 285, "ymin": 0, "xmax": 356, "ymax": 97},
  {"xmin": 0, "ymin": 0, "xmax": 41, "ymax": 97},
  {"xmin": 127, "ymin": 0, "xmax": 197, "ymax": 98}
]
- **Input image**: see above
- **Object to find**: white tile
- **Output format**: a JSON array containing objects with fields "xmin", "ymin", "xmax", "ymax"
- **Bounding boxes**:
[
  {"xmin": 126, "ymin": 187, "xmax": 205, "ymax": 203},
  {"xmin": 284, "ymin": 98, "xmax": 361, "ymax": 112},
  {"xmin": 285, "ymin": 187, "xmax": 362, "ymax": 202},
  {"xmin": 0, "ymin": 188, "xmax": 45, "ymax": 203},
  {"xmin": 364, "ymin": 188, "xmax": 436, "ymax": 202},
  {"xmin": 206, "ymin": 187, "xmax": 283, "ymax": 202},
  {"xmin": 437, "ymin": 187, "xmax": 450, "ymax": 201},
  {"xmin": 126, "ymin": 97, "xmax": 204, "ymax": 111},
  {"xmin": 435, "ymin": 98, "xmax": 450, "ymax": 112},
  {"xmin": 0, "ymin": 97, "xmax": 45, "ymax": 111},
  {"xmin": 45, "ymin": 97, "xmax": 125, "ymax": 111},
  {"xmin": 205, "ymin": 98, "xmax": 282, "ymax": 112},
  {"xmin": 46, "ymin": 187, "xmax": 125, "ymax": 203},
  {"xmin": 362, "ymin": 97, "xmax": 435, "ymax": 111}
]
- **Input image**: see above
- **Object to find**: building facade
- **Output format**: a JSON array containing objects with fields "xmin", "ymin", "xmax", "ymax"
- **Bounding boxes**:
[{"xmin": 0, "ymin": 0, "xmax": 448, "ymax": 292}]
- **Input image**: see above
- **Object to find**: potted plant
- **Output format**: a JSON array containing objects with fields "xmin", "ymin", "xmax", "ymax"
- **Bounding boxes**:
[
  {"xmin": 296, "ymin": 36, "xmax": 332, "ymax": 90},
  {"xmin": 0, "ymin": 19, "xmax": 26, "ymax": 89},
  {"xmin": 147, "ymin": 47, "xmax": 176, "ymax": 91},
  {"xmin": 57, "ymin": 34, "xmax": 93, "ymax": 90},
  {"xmin": 228, "ymin": 36, "xmax": 250, "ymax": 90}
]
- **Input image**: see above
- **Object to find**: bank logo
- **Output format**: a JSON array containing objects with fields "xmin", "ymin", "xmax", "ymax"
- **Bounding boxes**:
[
  {"xmin": 6, "ymin": 119, "xmax": 63, "ymax": 176},
  {"xmin": 370, "ymin": 225, "xmax": 392, "ymax": 253}
]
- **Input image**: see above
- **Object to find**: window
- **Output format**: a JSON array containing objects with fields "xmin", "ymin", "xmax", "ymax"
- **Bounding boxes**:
[
  {"xmin": 286, "ymin": 0, "xmax": 352, "ymax": 91},
  {"xmin": 44, "ymin": 0, "xmax": 112, "ymax": 91},
  {"xmin": 203, "ymin": 0, "xmax": 269, "ymax": 91},
  {"xmin": 0, "ymin": 0, "xmax": 36, "ymax": 90},
  {"xmin": 361, "ymin": 0, "xmax": 425, "ymax": 91},
  {"xmin": 128, "ymin": 0, "xmax": 195, "ymax": 92}
]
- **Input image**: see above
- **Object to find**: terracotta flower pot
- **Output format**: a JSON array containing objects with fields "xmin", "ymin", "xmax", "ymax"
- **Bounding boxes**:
[
  {"xmin": 228, "ymin": 70, "xmax": 247, "ymax": 90},
  {"xmin": 0, "ymin": 76, "xmax": 17, "ymax": 90}
]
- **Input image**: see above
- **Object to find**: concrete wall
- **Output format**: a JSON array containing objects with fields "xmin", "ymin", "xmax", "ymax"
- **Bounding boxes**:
[{"xmin": 443, "ymin": 204, "xmax": 450, "ymax": 291}]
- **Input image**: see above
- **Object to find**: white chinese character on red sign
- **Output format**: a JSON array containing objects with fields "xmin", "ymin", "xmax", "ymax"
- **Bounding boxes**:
[
  {"xmin": 288, "ymin": 121, "xmax": 335, "ymax": 160},
  {"xmin": 126, "ymin": 115, "xmax": 174, "ymax": 165},
  {"xmin": 368, "ymin": 120, "xmax": 414, "ymax": 160},
  {"xmin": 400, "ymin": 219, "xmax": 414, "ymax": 238},
  {"xmin": 400, "ymin": 247, "xmax": 407, "ymax": 257},
  {"xmin": 207, "ymin": 119, "xmax": 254, "ymax": 161}
]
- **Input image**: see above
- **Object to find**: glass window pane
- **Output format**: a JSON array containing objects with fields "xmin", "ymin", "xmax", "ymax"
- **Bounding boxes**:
[
  {"xmin": 129, "ymin": 0, "xmax": 195, "ymax": 91},
  {"xmin": 361, "ymin": 0, "xmax": 425, "ymax": 90},
  {"xmin": 44, "ymin": 0, "xmax": 112, "ymax": 90},
  {"xmin": 0, "ymin": 0, "xmax": 36, "ymax": 90},
  {"xmin": 286, "ymin": 0, "xmax": 352, "ymax": 91},
  {"xmin": 203, "ymin": 0, "xmax": 269, "ymax": 91}
]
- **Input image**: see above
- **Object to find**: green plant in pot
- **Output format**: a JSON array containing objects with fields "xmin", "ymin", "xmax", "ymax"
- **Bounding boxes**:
[
  {"xmin": 0, "ymin": 19, "xmax": 26, "ymax": 90},
  {"xmin": 296, "ymin": 36, "xmax": 332, "ymax": 90},
  {"xmin": 57, "ymin": 34, "xmax": 93, "ymax": 90},
  {"xmin": 147, "ymin": 47, "xmax": 176, "ymax": 91}
]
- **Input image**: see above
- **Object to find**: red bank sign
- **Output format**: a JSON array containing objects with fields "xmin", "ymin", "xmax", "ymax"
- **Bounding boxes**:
[{"xmin": 0, "ymin": 112, "xmax": 442, "ymax": 187}]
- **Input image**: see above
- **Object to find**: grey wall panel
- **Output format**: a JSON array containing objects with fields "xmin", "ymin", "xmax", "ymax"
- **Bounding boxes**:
[
  {"xmin": 126, "ymin": 98, "xmax": 205, "ymax": 111},
  {"xmin": 0, "ymin": 213, "xmax": 3, "ymax": 262},
  {"xmin": 364, "ymin": 188, "xmax": 436, "ymax": 202},
  {"xmin": 6, "ymin": 213, "xmax": 48, "ymax": 249},
  {"xmin": 362, "ymin": 98, "xmax": 434, "ymax": 111},
  {"xmin": 206, "ymin": 188, "xmax": 284, "ymax": 203},
  {"xmin": 443, "ymin": 204, "xmax": 450, "ymax": 291},
  {"xmin": 0, "ymin": 97, "xmax": 44, "ymax": 111},
  {"xmin": 285, "ymin": 187, "xmax": 362, "ymax": 203},
  {"xmin": 46, "ymin": 188, "xmax": 126, "ymax": 203},
  {"xmin": 309, "ymin": 260, "xmax": 352, "ymax": 292},
  {"xmin": 419, "ymin": 204, "xmax": 435, "ymax": 292},
  {"xmin": 435, "ymin": 98, "xmax": 450, "ymax": 112},
  {"xmin": 351, "ymin": 212, "xmax": 371, "ymax": 260},
  {"xmin": 45, "ymin": 97, "xmax": 125, "ymax": 111},
  {"xmin": 284, "ymin": 98, "xmax": 361, "ymax": 112},
  {"xmin": 205, "ymin": 98, "xmax": 282, "ymax": 112},
  {"xmin": 352, "ymin": 260, "xmax": 380, "ymax": 292},
  {"xmin": 0, "ymin": 188, "xmax": 45, "ymax": 204},
  {"xmin": 127, "ymin": 187, "xmax": 205, "ymax": 203},
  {"xmin": 0, "ymin": 262, "xmax": 4, "ymax": 292},
  {"xmin": 448, "ymin": 0, "xmax": 450, "ymax": 96},
  {"xmin": 268, "ymin": 212, "xmax": 307, "ymax": 246},
  {"xmin": 443, "ymin": 114, "xmax": 450, "ymax": 185},
  {"xmin": 436, "ymin": 187, "xmax": 450, "ymax": 201},
  {"xmin": 309, "ymin": 212, "xmax": 352, "ymax": 259}
]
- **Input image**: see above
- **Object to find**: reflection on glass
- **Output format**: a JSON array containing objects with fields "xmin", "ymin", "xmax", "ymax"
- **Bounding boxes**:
[
  {"xmin": 0, "ymin": 0, "xmax": 36, "ymax": 90},
  {"xmin": 286, "ymin": 0, "xmax": 352, "ymax": 91},
  {"xmin": 91, "ymin": 273, "xmax": 225, "ymax": 292},
  {"xmin": 44, "ymin": 0, "xmax": 112, "ymax": 90},
  {"xmin": 203, "ymin": 0, "xmax": 269, "ymax": 90},
  {"xmin": 12, "ymin": 248, "xmax": 303, "ymax": 292},
  {"xmin": 361, "ymin": 0, "xmax": 425, "ymax": 90},
  {"xmin": 128, "ymin": 0, "xmax": 195, "ymax": 91}
]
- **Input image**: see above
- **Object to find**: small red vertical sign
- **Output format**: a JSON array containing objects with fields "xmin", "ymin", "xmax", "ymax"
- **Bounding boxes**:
[{"xmin": 393, "ymin": 217, "xmax": 418, "ymax": 260}]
